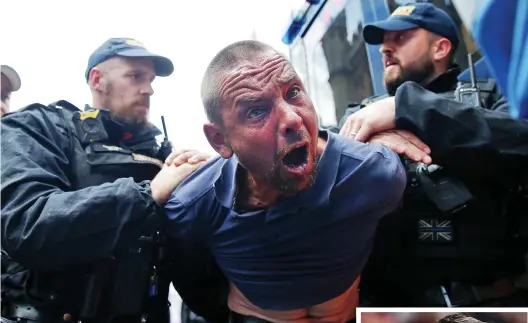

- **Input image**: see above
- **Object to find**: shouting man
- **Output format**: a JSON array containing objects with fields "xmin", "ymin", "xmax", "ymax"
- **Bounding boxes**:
[{"xmin": 165, "ymin": 40, "xmax": 406, "ymax": 323}]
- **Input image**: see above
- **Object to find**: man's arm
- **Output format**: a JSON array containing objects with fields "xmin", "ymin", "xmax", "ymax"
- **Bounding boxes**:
[
  {"xmin": 1, "ymin": 107, "xmax": 163, "ymax": 270},
  {"xmin": 394, "ymin": 81, "xmax": 528, "ymax": 178}
]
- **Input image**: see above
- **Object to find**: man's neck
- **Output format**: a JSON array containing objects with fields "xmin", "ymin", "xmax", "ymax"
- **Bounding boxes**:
[{"xmin": 233, "ymin": 168, "xmax": 280, "ymax": 210}]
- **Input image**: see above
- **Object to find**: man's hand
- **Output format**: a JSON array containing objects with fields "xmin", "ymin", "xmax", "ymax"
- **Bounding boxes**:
[
  {"xmin": 369, "ymin": 130, "xmax": 432, "ymax": 164},
  {"xmin": 340, "ymin": 97, "xmax": 396, "ymax": 142},
  {"xmin": 151, "ymin": 162, "xmax": 205, "ymax": 204},
  {"xmin": 165, "ymin": 149, "xmax": 212, "ymax": 167}
]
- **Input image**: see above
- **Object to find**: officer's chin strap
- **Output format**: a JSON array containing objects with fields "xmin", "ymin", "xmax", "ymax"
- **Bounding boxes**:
[{"xmin": 440, "ymin": 285, "xmax": 454, "ymax": 307}]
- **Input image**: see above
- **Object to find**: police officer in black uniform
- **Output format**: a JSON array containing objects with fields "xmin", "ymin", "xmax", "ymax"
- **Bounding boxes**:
[
  {"xmin": 0, "ymin": 38, "xmax": 212, "ymax": 323},
  {"xmin": 338, "ymin": 3, "xmax": 528, "ymax": 307}
]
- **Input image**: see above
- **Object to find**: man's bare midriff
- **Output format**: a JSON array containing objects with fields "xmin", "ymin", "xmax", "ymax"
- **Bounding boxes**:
[{"xmin": 228, "ymin": 277, "xmax": 360, "ymax": 323}]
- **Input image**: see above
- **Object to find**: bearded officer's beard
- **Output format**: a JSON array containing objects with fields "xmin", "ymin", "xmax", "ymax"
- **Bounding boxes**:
[
  {"xmin": 384, "ymin": 57, "xmax": 435, "ymax": 96},
  {"xmin": 102, "ymin": 82, "xmax": 150, "ymax": 130}
]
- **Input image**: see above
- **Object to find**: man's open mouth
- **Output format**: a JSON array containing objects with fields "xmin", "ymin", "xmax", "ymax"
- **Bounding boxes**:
[{"xmin": 281, "ymin": 144, "xmax": 309, "ymax": 172}]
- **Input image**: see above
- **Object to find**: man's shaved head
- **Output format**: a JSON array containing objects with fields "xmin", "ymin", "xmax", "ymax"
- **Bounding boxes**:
[{"xmin": 201, "ymin": 40, "xmax": 285, "ymax": 124}]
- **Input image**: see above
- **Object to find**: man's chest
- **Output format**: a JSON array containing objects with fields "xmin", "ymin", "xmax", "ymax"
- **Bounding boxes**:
[{"xmin": 207, "ymin": 199, "xmax": 378, "ymax": 273}]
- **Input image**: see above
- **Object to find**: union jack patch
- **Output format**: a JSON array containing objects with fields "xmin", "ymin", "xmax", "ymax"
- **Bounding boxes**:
[{"xmin": 417, "ymin": 219, "xmax": 454, "ymax": 242}]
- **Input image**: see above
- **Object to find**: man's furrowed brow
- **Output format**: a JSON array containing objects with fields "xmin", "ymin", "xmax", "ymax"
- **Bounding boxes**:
[
  {"xmin": 236, "ymin": 97, "xmax": 265, "ymax": 108},
  {"xmin": 277, "ymin": 69, "xmax": 298, "ymax": 85}
]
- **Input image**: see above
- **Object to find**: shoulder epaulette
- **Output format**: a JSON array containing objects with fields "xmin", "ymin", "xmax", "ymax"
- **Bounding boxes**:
[
  {"xmin": 14, "ymin": 102, "xmax": 49, "ymax": 113},
  {"xmin": 48, "ymin": 100, "xmax": 82, "ymax": 113}
]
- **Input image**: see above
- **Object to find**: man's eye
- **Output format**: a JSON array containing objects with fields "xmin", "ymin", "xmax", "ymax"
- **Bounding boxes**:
[
  {"xmin": 286, "ymin": 86, "xmax": 301, "ymax": 99},
  {"xmin": 247, "ymin": 108, "xmax": 266, "ymax": 119}
]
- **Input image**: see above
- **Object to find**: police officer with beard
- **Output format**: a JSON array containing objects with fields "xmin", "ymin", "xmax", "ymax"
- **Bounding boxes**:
[
  {"xmin": 1, "ymin": 38, "xmax": 212, "ymax": 323},
  {"xmin": 338, "ymin": 3, "xmax": 528, "ymax": 307}
]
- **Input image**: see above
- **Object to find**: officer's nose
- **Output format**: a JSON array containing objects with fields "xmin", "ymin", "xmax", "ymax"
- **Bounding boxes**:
[
  {"xmin": 380, "ymin": 41, "xmax": 394, "ymax": 55},
  {"xmin": 278, "ymin": 103, "xmax": 303, "ymax": 136},
  {"xmin": 141, "ymin": 83, "xmax": 154, "ymax": 96}
]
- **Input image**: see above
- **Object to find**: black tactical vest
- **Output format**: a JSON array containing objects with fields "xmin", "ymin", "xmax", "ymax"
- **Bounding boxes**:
[
  {"xmin": 357, "ymin": 77, "xmax": 526, "ymax": 286},
  {"xmin": 2, "ymin": 101, "xmax": 170, "ymax": 323}
]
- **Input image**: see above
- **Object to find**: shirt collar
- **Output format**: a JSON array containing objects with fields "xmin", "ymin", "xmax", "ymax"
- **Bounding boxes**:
[{"xmin": 213, "ymin": 130, "xmax": 342, "ymax": 218}]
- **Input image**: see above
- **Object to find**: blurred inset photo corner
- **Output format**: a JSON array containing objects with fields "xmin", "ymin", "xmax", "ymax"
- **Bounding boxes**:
[{"xmin": 359, "ymin": 312, "xmax": 527, "ymax": 323}]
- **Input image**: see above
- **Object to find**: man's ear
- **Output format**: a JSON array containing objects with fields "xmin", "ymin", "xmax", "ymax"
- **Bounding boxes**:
[
  {"xmin": 89, "ymin": 67, "xmax": 105, "ymax": 92},
  {"xmin": 203, "ymin": 123, "xmax": 233, "ymax": 159},
  {"xmin": 432, "ymin": 37, "xmax": 452, "ymax": 62}
]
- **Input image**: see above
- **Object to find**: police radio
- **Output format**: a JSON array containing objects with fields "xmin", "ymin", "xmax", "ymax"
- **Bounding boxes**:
[
  {"xmin": 157, "ymin": 116, "xmax": 173, "ymax": 161},
  {"xmin": 455, "ymin": 53, "xmax": 482, "ymax": 108},
  {"xmin": 414, "ymin": 163, "xmax": 474, "ymax": 214}
]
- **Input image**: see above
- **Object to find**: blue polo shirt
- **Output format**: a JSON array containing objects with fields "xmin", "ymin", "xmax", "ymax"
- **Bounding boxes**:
[{"xmin": 165, "ymin": 130, "xmax": 406, "ymax": 310}]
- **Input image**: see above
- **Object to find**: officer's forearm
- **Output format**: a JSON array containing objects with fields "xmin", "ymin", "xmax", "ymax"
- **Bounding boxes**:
[
  {"xmin": 394, "ymin": 81, "xmax": 528, "ymax": 178},
  {"xmin": 1, "ymin": 178, "xmax": 162, "ymax": 270}
]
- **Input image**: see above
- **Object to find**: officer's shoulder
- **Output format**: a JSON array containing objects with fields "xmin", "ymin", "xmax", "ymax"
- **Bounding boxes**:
[
  {"xmin": 360, "ymin": 93, "xmax": 390, "ymax": 106},
  {"xmin": 172, "ymin": 155, "xmax": 225, "ymax": 206},
  {"xmin": 8, "ymin": 100, "xmax": 81, "ymax": 120},
  {"xmin": 2, "ymin": 101, "xmax": 81, "ymax": 137}
]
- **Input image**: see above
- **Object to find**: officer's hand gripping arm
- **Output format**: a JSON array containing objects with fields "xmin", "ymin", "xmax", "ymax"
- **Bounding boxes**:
[
  {"xmin": 1, "ymin": 108, "xmax": 163, "ymax": 270},
  {"xmin": 394, "ymin": 81, "xmax": 528, "ymax": 179}
]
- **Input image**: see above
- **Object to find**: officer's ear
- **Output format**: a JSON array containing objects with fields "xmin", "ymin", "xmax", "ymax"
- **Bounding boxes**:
[
  {"xmin": 88, "ymin": 68, "xmax": 106, "ymax": 93},
  {"xmin": 203, "ymin": 122, "xmax": 233, "ymax": 159},
  {"xmin": 431, "ymin": 37, "xmax": 452, "ymax": 63}
]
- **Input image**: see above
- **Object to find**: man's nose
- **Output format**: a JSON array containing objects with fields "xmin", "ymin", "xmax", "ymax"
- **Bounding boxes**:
[
  {"xmin": 380, "ymin": 42, "xmax": 394, "ymax": 55},
  {"xmin": 278, "ymin": 104, "xmax": 303, "ymax": 136},
  {"xmin": 141, "ymin": 83, "xmax": 154, "ymax": 96}
]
